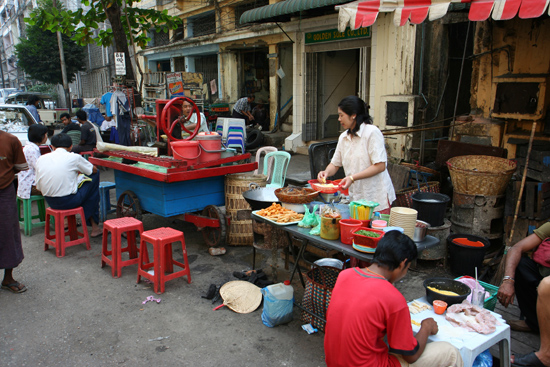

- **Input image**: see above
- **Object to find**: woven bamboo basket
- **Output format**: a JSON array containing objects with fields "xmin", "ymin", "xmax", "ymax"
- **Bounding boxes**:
[
  {"xmin": 228, "ymin": 214, "xmax": 254, "ymax": 246},
  {"xmin": 225, "ymin": 173, "xmax": 267, "ymax": 212},
  {"xmin": 274, "ymin": 187, "xmax": 319, "ymax": 204},
  {"xmin": 394, "ymin": 181, "xmax": 440, "ymax": 208},
  {"xmin": 446, "ymin": 155, "xmax": 516, "ymax": 196}
]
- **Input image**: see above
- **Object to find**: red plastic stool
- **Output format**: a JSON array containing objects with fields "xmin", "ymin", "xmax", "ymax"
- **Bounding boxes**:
[
  {"xmin": 44, "ymin": 207, "xmax": 91, "ymax": 257},
  {"xmin": 137, "ymin": 227, "xmax": 191, "ymax": 294},
  {"xmin": 101, "ymin": 217, "xmax": 145, "ymax": 278}
]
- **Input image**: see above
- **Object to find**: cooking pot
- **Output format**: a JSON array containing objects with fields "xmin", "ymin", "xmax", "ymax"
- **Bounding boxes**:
[{"xmin": 242, "ymin": 183, "xmax": 280, "ymax": 211}]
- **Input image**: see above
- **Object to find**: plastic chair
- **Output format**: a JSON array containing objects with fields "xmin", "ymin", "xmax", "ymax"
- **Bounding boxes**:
[
  {"xmin": 17, "ymin": 195, "xmax": 46, "ymax": 236},
  {"xmin": 101, "ymin": 217, "xmax": 144, "ymax": 278},
  {"xmin": 263, "ymin": 151, "xmax": 291, "ymax": 188},
  {"xmin": 253, "ymin": 146, "xmax": 278, "ymax": 176},
  {"xmin": 308, "ymin": 141, "xmax": 345, "ymax": 180},
  {"xmin": 44, "ymin": 207, "xmax": 90, "ymax": 257},
  {"xmin": 137, "ymin": 227, "xmax": 191, "ymax": 294},
  {"xmin": 226, "ymin": 132, "xmax": 245, "ymax": 154},
  {"xmin": 66, "ymin": 130, "xmax": 81, "ymax": 147},
  {"xmin": 99, "ymin": 182, "xmax": 116, "ymax": 222}
]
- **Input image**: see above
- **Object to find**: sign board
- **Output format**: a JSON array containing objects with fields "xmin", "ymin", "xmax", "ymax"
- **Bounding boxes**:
[
  {"xmin": 267, "ymin": 53, "xmax": 278, "ymax": 58},
  {"xmin": 114, "ymin": 52, "xmax": 126, "ymax": 75},
  {"xmin": 166, "ymin": 72, "xmax": 185, "ymax": 97},
  {"xmin": 305, "ymin": 27, "xmax": 371, "ymax": 45}
]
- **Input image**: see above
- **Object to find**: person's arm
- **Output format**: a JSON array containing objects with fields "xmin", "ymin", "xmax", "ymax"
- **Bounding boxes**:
[
  {"xmin": 246, "ymin": 111, "xmax": 255, "ymax": 120},
  {"xmin": 339, "ymin": 162, "xmax": 386, "ymax": 189},
  {"xmin": 318, "ymin": 163, "xmax": 341, "ymax": 182},
  {"xmin": 402, "ymin": 318, "xmax": 438, "ymax": 364},
  {"xmin": 497, "ymin": 233, "xmax": 543, "ymax": 307}
]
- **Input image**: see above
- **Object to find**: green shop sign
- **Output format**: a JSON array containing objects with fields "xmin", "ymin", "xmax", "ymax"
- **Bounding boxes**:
[{"xmin": 305, "ymin": 27, "xmax": 371, "ymax": 45}]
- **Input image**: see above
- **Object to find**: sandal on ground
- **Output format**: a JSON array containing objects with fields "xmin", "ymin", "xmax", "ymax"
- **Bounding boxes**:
[
  {"xmin": 1, "ymin": 282, "xmax": 27, "ymax": 293},
  {"xmin": 512, "ymin": 352, "xmax": 549, "ymax": 367}
]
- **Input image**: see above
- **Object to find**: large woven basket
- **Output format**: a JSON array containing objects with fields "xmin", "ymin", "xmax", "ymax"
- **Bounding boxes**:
[
  {"xmin": 225, "ymin": 173, "xmax": 267, "ymax": 246},
  {"xmin": 446, "ymin": 155, "xmax": 516, "ymax": 196},
  {"xmin": 394, "ymin": 181, "xmax": 440, "ymax": 208},
  {"xmin": 274, "ymin": 187, "xmax": 319, "ymax": 204}
]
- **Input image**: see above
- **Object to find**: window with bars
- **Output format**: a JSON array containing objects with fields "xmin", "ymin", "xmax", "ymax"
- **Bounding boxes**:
[
  {"xmin": 188, "ymin": 11, "xmax": 216, "ymax": 37},
  {"xmin": 153, "ymin": 30, "xmax": 170, "ymax": 47},
  {"xmin": 234, "ymin": 0, "xmax": 269, "ymax": 28},
  {"xmin": 171, "ymin": 24, "xmax": 184, "ymax": 43}
]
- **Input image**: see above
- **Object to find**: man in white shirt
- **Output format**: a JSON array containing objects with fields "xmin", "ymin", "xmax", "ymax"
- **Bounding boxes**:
[{"xmin": 35, "ymin": 133, "xmax": 102, "ymax": 237}]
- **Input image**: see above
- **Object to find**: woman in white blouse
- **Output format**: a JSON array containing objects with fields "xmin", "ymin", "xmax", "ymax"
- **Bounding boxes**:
[
  {"xmin": 17, "ymin": 124, "xmax": 49, "ymax": 199},
  {"xmin": 317, "ymin": 96, "xmax": 395, "ymax": 213}
]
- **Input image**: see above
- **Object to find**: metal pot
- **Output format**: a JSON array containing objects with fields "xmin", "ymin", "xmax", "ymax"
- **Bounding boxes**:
[
  {"xmin": 242, "ymin": 183, "xmax": 280, "ymax": 211},
  {"xmin": 413, "ymin": 220, "xmax": 430, "ymax": 242}
]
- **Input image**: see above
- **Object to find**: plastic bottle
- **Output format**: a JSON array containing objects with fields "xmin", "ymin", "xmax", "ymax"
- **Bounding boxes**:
[{"xmin": 261, "ymin": 280, "xmax": 294, "ymax": 327}]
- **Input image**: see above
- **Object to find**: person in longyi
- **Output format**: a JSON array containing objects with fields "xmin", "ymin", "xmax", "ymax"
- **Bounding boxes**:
[
  {"xmin": 324, "ymin": 231, "xmax": 463, "ymax": 367},
  {"xmin": 317, "ymin": 95, "xmax": 395, "ymax": 214}
]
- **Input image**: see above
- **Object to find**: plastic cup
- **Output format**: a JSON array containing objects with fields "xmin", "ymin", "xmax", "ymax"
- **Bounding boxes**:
[
  {"xmin": 433, "ymin": 300, "xmax": 448, "ymax": 314},
  {"xmin": 471, "ymin": 288, "xmax": 485, "ymax": 308}
]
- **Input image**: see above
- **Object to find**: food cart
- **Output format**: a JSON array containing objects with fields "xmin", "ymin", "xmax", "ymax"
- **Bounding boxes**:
[{"xmin": 89, "ymin": 97, "xmax": 257, "ymax": 247}]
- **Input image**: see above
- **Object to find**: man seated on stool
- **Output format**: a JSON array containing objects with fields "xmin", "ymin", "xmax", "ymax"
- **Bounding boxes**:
[
  {"xmin": 324, "ymin": 231, "xmax": 463, "ymax": 367},
  {"xmin": 71, "ymin": 110, "xmax": 97, "ymax": 154},
  {"xmin": 35, "ymin": 133, "xmax": 102, "ymax": 237},
  {"xmin": 497, "ymin": 222, "xmax": 550, "ymax": 367}
]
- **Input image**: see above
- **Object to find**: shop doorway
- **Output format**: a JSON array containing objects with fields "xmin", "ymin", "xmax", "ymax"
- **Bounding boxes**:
[
  {"xmin": 240, "ymin": 49, "xmax": 269, "ymax": 102},
  {"xmin": 305, "ymin": 48, "xmax": 361, "ymax": 140}
]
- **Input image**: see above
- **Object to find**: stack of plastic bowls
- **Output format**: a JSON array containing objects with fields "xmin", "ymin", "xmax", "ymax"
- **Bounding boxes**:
[{"xmin": 389, "ymin": 207, "xmax": 418, "ymax": 239}]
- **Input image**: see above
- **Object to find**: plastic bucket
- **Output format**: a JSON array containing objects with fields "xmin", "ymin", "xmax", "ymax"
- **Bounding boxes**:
[
  {"xmin": 447, "ymin": 234, "xmax": 490, "ymax": 277},
  {"xmin": 197, "ymin": 132, "xmax": 222, "ymax": 164},
  {"xmin": 171, "ymin": 141, "xmax": 201, "ymax": 166},
  {"xmin": 339, "ymin": 219, "xmax": 363, "ymax": 245},
  {"xmin": 412, "ymin": 192, "xmax": 450, "ymax": 227}
]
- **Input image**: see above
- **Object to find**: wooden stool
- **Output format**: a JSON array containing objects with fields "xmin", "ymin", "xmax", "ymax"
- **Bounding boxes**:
[
  {"xmin": 101, "ymin": 217, "xmax": 144, "ymax": 278},
  {"xmin": 44, "ymin": 207, "xmax": 90, "ymax": 257},
  {"xmin": 137, "ymin": 227, "xmax": 191, "ymax": 294},
  {"xmin": 17, "ymin": 195, "xmax": 46, "ymax": 236},
  {"xmin": 99, "ymin": 181, "xmax": 117, "ymax": 222}
]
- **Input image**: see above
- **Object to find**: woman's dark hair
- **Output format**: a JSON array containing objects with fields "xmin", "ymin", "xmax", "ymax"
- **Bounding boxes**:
[
  {"xmin": 26, "ymin": 95, "xmax": 41, "ymax": 106},
  {"xmin": 338, "ymin": 95, "xmax": 372, "ymax": 136},
  {"xmin": 27, "ymin": 124, "xmax": 49, "ymax": 144},
  {"xmin": 50, "ymin": 133, "xmax": 73, "ymax": 148},
  {"xmin": 372, "ymin": 230, "xmax": 417, "ymax": 271}
]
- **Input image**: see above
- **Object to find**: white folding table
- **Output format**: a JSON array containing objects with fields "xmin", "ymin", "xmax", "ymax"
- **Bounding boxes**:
[{"xmin": 410, "ymin": 297, "xmax": 510, "ymax": 367}]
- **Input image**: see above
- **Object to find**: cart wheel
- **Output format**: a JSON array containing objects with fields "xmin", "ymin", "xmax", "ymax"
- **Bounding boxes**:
[
  {"xmin": 116, "ymin": 190, "xmax": 142, "ymax": 220},
  {"xmin": 202, "ymin": 205, "xmax": 226, "ymax": 247}
]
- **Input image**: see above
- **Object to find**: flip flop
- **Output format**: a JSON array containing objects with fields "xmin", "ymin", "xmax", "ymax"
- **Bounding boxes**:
[
  {"xmin": 1, "ymin": 282, "xmax": 27, "ymax": 294},
  {"xmin": 512, "ymin": 352, "xmax": 548, "ymax": 367}
]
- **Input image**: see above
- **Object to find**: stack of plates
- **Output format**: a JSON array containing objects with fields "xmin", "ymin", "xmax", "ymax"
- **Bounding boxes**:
[
  {"xmin": 389, "ymin": 207, "xmax": 418, "ymax": 239},
  {"xmin": 352, "ymin": 243, "xmax": 376, "ymax": 253}
]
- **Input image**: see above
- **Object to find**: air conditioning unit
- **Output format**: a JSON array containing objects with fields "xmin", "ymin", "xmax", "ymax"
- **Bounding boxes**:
[
  {"xmin": 380, "ymin": 95, "xmax": 418, "ymax": 160},
  {"xmin": 491, "ymin": 75, "xmax": 549, "ymax": 121}
]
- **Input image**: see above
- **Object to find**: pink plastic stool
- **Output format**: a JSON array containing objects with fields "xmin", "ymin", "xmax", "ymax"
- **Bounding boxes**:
[
  {"xmin": 101, "ymin": 217, "xmax": 144, "ymax": 278},
  {"xmin": 137, "ymin": 227, "xmax": 191, "ymax": 294},
  {"xmin": 44, "ymin": 207, "xmax": 90, "ymax": 257}
]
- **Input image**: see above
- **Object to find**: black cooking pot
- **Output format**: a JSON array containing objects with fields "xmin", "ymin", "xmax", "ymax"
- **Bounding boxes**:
[{"xmin": 242, "ymin": 183, "xmax": 280, "ymax": 210}]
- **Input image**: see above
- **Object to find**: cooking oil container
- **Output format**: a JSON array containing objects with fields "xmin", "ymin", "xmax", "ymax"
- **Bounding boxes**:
[{"xmin": 320, "ymin": 215, "xmax": 341, "ymax": 240}]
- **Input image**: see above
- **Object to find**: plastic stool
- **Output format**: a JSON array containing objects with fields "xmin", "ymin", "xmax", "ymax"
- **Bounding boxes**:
[
  {"xmin": 99, "ymin": 182, "xmax": 116, "ymax": 222},
  {"xmin": 101, "ymin": 217, "xmax": 144, "ymax": 278},
  {"xmin": 17, "ymin": 195, "xmax": 46, "ymax": 236},
  {"xmin": 137, "ymin": 227, "xmax": 191, "ymax": 294},
  {"xmin": 44, "ymin": 207, "xmax": 90, "ymax": 257}
]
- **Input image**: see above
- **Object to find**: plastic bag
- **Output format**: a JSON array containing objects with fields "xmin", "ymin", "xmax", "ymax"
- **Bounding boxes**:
[
  {"xmin": 298, "ymin": 205, "xmax": 318, "ymax": 228},
  {"xmin": 473, "ymin": 349, "xmax": 493, "ymax": 367},
  {"xmin": 261, "ymin": 287, "xmax": 294, "ymax": 327},
  {"xmin": 309, "ymin": 215, "xmax": 321, "ymax": 236}
]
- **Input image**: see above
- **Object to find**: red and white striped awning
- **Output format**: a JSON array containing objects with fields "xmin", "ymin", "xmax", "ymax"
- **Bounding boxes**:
[{"xmin": 337, "ymin": 0, "xmax": 550, "ymax": 30}]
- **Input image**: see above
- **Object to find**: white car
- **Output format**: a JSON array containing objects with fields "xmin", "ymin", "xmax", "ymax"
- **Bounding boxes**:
[
  {"xmin": 0, "ymin": 104, "xmax": 42, "ymax": 146},
  {"xmin": 0, "ymin": 88, "xmax": 21, "ymax": 104}
]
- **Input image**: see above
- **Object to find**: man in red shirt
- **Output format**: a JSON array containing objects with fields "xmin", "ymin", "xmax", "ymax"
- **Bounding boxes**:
[{"xmin": 324, "ymin": 231, "xmax": 463, "ymax": 367}]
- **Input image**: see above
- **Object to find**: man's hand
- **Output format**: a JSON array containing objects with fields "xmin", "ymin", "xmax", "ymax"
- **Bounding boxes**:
[
  {"xmin": 420, "ymin": 318, "xmax": 438, "ymax": 335},
  {"xmin": 497, "ymin": 281, "xmax": 515, "ymax": 307}
]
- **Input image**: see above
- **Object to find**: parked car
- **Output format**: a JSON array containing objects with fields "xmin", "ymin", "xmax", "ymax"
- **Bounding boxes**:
[
  {"xmin": 0, "ymin": 104, "xmax": 41, "ymax": 146},
  {"xmin": 4, "ymin": 91, "xmax": 68, "ymax": 125},
  {"xmin": 0, "ymin": 88, "xmax": 22, "ymax": 104}
]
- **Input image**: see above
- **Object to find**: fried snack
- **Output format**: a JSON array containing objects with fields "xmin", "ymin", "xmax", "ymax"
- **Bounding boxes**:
[
  {"xmin": 408, "ymin": 300, "xmax": 432, "ymax": 314},
  {"xmin": 256, "ymin": 203, "xmax": 304, "ymax": 223}
]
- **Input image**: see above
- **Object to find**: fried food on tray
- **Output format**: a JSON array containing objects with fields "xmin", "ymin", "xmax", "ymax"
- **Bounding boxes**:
[{"xmin": 256, "ymin": 203, "xmax": 304, "ymax": 223}]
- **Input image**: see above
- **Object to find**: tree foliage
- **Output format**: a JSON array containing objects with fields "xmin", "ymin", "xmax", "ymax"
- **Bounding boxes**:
[
  {"xmin": 27, "ymin": 0, "xmax": 182, "ymax": 49},
  {"xmin": 15, "ymin": 24, "xmax": 86, "ymax": 85}
]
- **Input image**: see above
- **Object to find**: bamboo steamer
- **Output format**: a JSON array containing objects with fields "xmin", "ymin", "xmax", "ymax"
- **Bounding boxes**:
[{"xmin": 446, "ymin": 155, "xmax": 516, "ymax": 196}]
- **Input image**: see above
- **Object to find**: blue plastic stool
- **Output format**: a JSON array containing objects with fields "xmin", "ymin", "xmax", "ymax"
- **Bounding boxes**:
[
  {"xmin": 99, "ymin": 182, "xmax": 117, "ymax": 222},
  {"xmin": 17, "ymin": 195, "xmax": 47, "ymax": 236}
]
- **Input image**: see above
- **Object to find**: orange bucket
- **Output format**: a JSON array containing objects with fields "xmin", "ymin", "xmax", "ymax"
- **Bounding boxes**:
[
  {"xmin": 171, "ymin": 141, "xmax": 201, "ymax": 166},
  {"xmin": 339, "ymin": 219, "xmax": 363, "ymax": 245}
]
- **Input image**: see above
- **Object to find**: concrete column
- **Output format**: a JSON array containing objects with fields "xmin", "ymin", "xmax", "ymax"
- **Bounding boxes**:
[{"xmin": 268, "ymin": 44, "xmax": 278, "ymax": 131}]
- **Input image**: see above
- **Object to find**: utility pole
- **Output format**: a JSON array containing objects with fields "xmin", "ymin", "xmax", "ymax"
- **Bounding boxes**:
[{"xmin": 52, "ymin": 0, "xmax": 71, "ymax": 112}]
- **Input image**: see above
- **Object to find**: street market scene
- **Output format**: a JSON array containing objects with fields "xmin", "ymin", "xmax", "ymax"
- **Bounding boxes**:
[{"xmin": 1, "ymin": 0, "xmax": 550, "ymax": 366}]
